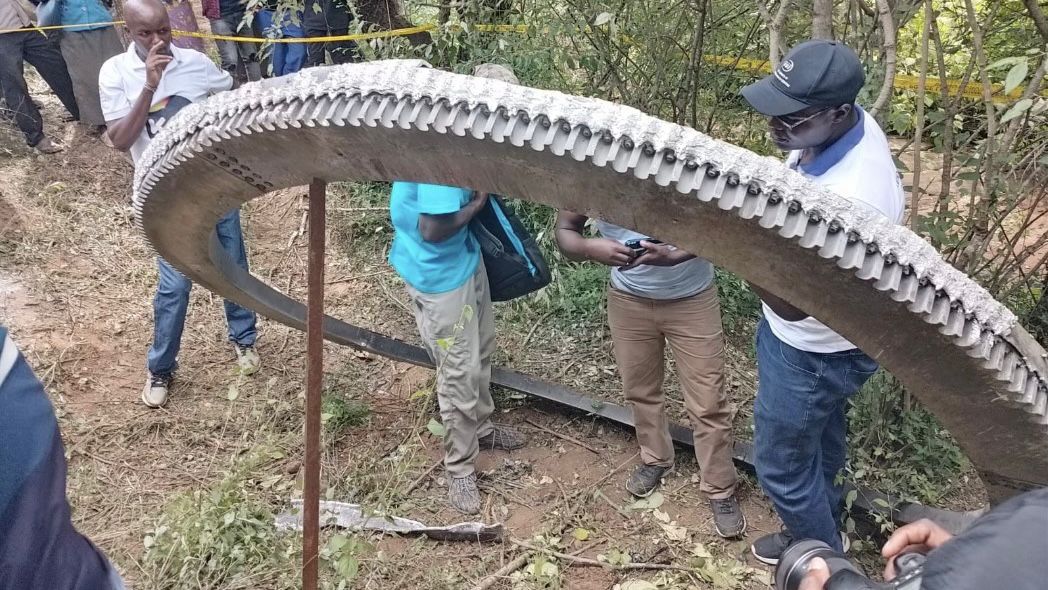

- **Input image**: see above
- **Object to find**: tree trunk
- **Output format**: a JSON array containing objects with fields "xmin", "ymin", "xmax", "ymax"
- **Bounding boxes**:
[
  {"xmin": 868, "ymin": 0, "xmax": 897, "ymax": 117},
  {"xmin": 812, "ymin": 0, "xmax": 835, "ymax": 39}
]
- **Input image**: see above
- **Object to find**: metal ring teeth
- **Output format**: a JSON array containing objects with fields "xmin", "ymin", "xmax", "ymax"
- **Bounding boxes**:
[{"xmin": 134, "ymin": 85, "xmax": 1048, "ymax": 426}]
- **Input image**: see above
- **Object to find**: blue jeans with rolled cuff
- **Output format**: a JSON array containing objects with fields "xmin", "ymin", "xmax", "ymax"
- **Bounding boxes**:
[
  {"xmin": 753, "ymin": 318, "xmax": 878, "ymax": 551},
  {"xmin": 146, "ymin": 210, "xmax": 257, "ymax": 376}
]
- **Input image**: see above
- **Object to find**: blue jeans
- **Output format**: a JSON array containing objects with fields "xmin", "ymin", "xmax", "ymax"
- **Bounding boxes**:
[
  {"xmin": 258, "ymin": 9, "xmax": 306, "ymax": 76},
  {"xmin": 753, "ymin": 318, "xmax": 878, "ymax": 551},
  {"xmin": 146, "ymin": 210, "xmax": 257, "ymax": 376}
]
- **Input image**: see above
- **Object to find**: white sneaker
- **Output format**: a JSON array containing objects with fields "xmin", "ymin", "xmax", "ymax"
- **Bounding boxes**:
[
  {"xmin": 142, "ymin": 373, "xmax": 172, "ymax": 408},
  {"xmin": 234, "ymin": 344, "xmax": 260, "ymax": 375}
]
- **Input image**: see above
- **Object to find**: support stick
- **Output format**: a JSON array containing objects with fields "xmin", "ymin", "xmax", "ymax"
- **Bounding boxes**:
[{"xmin": 303, "ymin": 178, "xmax": 326, "ymax": 590}]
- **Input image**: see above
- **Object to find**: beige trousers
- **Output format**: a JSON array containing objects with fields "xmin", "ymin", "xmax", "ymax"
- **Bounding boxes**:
[
  {"xmin": 607, "ymin": 286, "xmax": 738, "ymax": 499},
  {"xmin": 407, "ymin": 260, "xmax": 495, "ymax": 478}
]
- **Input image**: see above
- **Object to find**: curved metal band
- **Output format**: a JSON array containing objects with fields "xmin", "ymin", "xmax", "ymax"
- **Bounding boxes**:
[{"xmin": 135, "ymin": 61, "xmax": 1048, "ymax": 504}]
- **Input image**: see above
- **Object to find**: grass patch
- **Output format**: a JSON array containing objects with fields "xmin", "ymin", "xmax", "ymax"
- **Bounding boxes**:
[{"xmin": 322, "ymin": 394, "xmax": 372, "ymax": 434}]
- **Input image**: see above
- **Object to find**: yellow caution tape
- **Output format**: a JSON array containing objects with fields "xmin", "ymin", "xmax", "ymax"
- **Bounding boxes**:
[{"xmin": 2, "ymin": 20, "xmax": 1039, "ymax": 104}]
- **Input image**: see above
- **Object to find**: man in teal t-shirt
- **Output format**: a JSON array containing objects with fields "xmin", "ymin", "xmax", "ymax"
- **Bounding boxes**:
[{"xmin": 388, "ymin": 180, "xmax": 526, "ymax": 515}]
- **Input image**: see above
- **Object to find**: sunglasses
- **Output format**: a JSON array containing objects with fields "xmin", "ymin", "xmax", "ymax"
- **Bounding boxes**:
[{"xmin": 771, "ymin": 107, "xmax": 832, "ymax": 131}]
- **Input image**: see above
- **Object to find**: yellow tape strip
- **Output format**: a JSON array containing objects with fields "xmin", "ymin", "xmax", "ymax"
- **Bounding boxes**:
[{"xmin": 2, "ymin": 20, "xmax": 1038, "ymax": 103}]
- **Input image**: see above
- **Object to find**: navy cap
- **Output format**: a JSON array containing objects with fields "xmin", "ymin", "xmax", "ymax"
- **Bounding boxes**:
[{"xmin": 741, "ymin": 40, "xmax": 865, "ymax": 117}]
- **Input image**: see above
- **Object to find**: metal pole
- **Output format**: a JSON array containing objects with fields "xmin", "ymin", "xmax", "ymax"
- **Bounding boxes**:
[{"xmin": 303, "ymin": 179, "xmax": 326, "ymax": 590}]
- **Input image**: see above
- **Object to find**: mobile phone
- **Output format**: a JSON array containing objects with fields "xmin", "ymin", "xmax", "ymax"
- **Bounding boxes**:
[{"xmin": 624, "ymin": 238, "xmax": 662, "ymax": 257}]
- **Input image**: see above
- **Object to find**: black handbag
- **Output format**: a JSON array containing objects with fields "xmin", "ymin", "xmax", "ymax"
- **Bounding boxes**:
[{"xmin": 470, "ymin": 195, "xmax": 551, "ymax": 302}]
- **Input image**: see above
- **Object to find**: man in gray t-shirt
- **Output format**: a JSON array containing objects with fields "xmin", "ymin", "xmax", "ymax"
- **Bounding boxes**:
[{"xmin": 556, "ymin": 211, "xmax": 745, "ymax": 538}]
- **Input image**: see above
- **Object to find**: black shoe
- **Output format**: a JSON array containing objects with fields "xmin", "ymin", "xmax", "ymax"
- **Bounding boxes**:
[
  {"xmin": 751, "ymin": 529, "xmax": 793, "ymax": 565},
  {"xmin": 625, "ymin": 464, "xmax": 672, "ymax": 498},
  {"xmin": 752, "ymin": 529, "xmax": 850, "ymax": 565},
  {"xmin": 709, "ymin": 495, "xmax": 747, "ymax": 538}
]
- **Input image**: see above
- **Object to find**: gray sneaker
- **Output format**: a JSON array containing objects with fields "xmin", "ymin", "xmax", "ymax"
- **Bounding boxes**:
[
  {"xmin": 234, "ymin": 343, "xmax": 261, "ymax": 375},
  {"xmin": 448, "ymin": 473, "xmax": 481, "ymax": 514},
  {"xmin": 478, "ymin": 424, "xmax": 525, "ymax": 451},
  {"xmin": 709, "ymin": 494, "xmax": 747, "ymax": 538},
  {"xmin": 141, "ymin": 373, "xmax": 172, "ymax": 408},
  {"xmin": 625, "ymin": 464, "xmax": 673, "ymax": 498}
]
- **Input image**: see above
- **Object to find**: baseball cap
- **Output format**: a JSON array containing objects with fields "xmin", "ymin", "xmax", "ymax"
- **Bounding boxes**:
[{"xmin": 741, "ymin": 40, "xmax": 865, "ymax": 117}]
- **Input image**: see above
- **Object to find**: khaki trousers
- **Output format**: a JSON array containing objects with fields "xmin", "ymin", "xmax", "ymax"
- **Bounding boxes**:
[
  {"xmin": 407, "ymin": 260, "xmax": 495, "ymax": 478},
  {"xmin": 608, "ymin": 286, "xmax": 738, "ymax": 499}
]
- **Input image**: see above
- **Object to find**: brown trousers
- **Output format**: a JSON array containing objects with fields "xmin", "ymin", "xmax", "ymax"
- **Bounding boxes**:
[{"xmin": 608, "ymin": 286, "xmax": 738, "ymax": 499}]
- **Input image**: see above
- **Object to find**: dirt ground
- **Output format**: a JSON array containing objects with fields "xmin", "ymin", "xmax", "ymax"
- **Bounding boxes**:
[{"xmin": 0, "ymin": 68, "xmax": 789, "ymax": 588}]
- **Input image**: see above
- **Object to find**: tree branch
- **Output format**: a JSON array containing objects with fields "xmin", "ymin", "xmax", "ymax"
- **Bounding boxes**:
[{"xmin": 869, "ymin": 0, "xmax": 898, "ymax": 116}]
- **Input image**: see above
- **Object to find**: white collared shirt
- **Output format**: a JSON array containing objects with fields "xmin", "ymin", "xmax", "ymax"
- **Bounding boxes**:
[
  {"xmin": 98, "ymin": 43, "xmax": 232, "ymax": 162},
  {"xmin": 762, "ymin": 107, "xmax": 905, "ymax": 353}
]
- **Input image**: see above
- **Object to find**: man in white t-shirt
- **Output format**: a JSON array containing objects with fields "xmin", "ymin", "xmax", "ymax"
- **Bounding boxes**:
[
  {"xmin": 99, "ymin": 0, "xmax": 261, "ymax": 409},
  {"xmin": 556, "ymin": 213, "xmax": 746, "ymax": 538},
  {"xmin": 739, "ymin": 40, "xmax": 905, "ymax": 565}
]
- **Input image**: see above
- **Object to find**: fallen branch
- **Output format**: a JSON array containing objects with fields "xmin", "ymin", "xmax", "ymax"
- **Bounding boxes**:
[
  {"xmin": 525, "ymin": 418, "xmax": 601, "ymax": 455},
  {"xmin": 403, "ymin": 458, "xmax": 442, "ymax": 495},
  {"xmin": 470, "ymin": 554, "xmax": 530, "ymax": 590},
  {"xmin": 510, "ymin": 539, "xmax": 688, "ymax": 571}
]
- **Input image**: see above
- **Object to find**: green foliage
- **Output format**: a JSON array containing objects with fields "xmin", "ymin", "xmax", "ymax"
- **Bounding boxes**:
[
  {"xmin": 322, "ymin": 394, "xmax": 372, "ymax": 434},
  {"xmin": 847, "ymin": 372, "xmax": 968, "ymax": 506},
  {"xmin": 714, "ymin": 269, "xmax": 760, "ymax": 344},
  {"xmin": 321, "ymin": 534, "xmax": 372, "ymax": 586},
  {"xmin": 141, "ymin": 451, "xmax": 298, "ymax": 589}
]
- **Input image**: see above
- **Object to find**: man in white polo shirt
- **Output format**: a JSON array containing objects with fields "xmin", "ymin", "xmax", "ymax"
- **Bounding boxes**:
[
  {"xmin": 99, "ymin": 0, "xmax": 261, "ymax": 408},
  {"xmin": 556, "ymin": 213, "xmax": 746, "ymax": 538},
  {"xmin": 739, "ymin": 40, "xmax": 905, "ymax": 564}
]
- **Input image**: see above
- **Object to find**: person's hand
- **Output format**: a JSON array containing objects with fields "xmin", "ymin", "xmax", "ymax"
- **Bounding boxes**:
[
  {"xmin": 584, "ymin": 238, "xmax": 634, "ymax": 266},
  {"xmin": 145, "ymin": 39, "xmax": 173, "ymax": 89},
  {"xmin": 882, "ymin": 519, "xmax": 953, "ymax": 580},
  {"xmin": 623, "ymin": 241, "xmax": 691, "ymax": 268},
  {"xmin": 799, "ymin": 557, "xmax": 831, "ymax": 590}
]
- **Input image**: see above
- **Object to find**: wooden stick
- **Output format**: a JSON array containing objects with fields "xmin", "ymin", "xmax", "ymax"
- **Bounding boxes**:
[
  {"xmin": 470, "ymin": 554, "xmax": 530, "ymax": 590},
  {"xmin": 525, "ymin": 418, "xmax": 600, "ymax": 455},
  {"xmin": 509, "ymin": 539, "xmax": 687, "ymax": 571},
  {"xmin": 403, "ymin": 458, "xmax": 442, "ymax": 495}
]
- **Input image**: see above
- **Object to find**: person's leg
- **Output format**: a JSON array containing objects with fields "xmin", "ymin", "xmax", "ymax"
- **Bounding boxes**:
[
  {"xmin": 214, "ymin": 209, "xmax": 258, "ymax": 346},
  {"xmin": 407, "ymin": 278, "xmax": 484, "ymax": 480},
  {"xmin": 472, "ymin": 259, "xmax": 496, "ymax": 439},
  {"xmin": 280, "ymin": 11, "xmax": 307, "ymax": 74},
  {"xmin": 660, "ymin": 288, "xmax": 738, "ymax": 499},
  {"xmin": 302, "ymin": 0, "xmax": 328, "ymax": 67},
  {"xmin": 753, "ymin": 318, "xmax": 844, "ymax": 550},
  {"xmin": 256, "ymin": 9, "xmax": 279, "ymax": 77},
  {"xmin": 607, "ymin": 289, "xmax": 671, "ymax": 467},
  {"xmin": 146, "ymin": 258, "xmax": 192, "ymax": 376},
  {"xmin": 0, "ymin": 33, "xmax": 46, "ymax": 147},
  {"xmin": 230, "ymin": 16, "xmax": 262, "ymax": 82},
  {"xmin": 22, "ymin": 30, "xmax": 79, "ymax": 121},
  {"xmin": 324, "ymin": 0, "xmax": 358, "ymax": 64},
  {"xmin": 208, "ymin": 18, "xmax": 241, "ymax": 78},
  {"xmin": 821, "ymin": 352, "xmax": 878, "ymax": 525}
]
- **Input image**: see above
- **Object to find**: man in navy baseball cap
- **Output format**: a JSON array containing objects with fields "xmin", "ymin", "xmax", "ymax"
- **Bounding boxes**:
[
  {"xmin": 740, "ymin": 39, "xmax": 907, "ymax": 567},
  {"xmin": 742, "ymin": 40, "xmax": 865, "ymax": 117}
]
